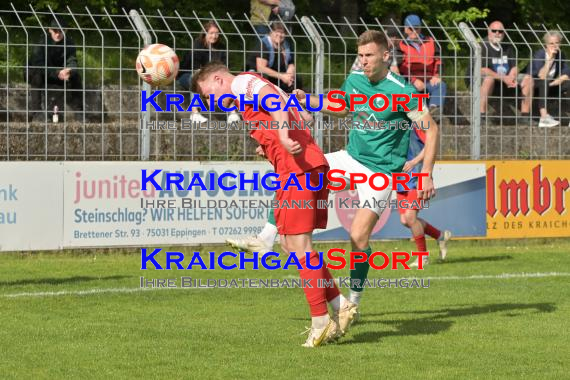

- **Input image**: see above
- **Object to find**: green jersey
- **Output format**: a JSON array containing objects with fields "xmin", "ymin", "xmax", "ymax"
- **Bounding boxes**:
[{"xmin": 340, "ymin": 70, "xmax": 420, "ymax": 175}]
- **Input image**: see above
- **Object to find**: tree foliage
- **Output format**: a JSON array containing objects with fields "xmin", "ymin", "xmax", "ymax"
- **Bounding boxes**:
[
  {"xmin": 367, "ymin": 0, "xmax": 489, "ymax": 26},
  {"xmin": 14, "ymin": 0, "xmax": 569, "ymax": 30},
  {"xmin": 367, "ymin": 0, "xmax": 569, "ymax": 29}
]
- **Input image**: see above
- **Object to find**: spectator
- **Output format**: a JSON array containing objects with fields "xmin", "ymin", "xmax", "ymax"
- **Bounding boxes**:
[
  {"xmin": 177, "ymin": 21, "xmax": 238, "ymax": 123},
  {"xmin": 27, "ymin": 17, "xmax": 83, "ymax": 122},
  {"xmin": 386, "ymin": 26, "xmax": 402, "ymax": 74},
  {"xmin": 250, "ymin": 0, "xmax": 280, "ymax": 36},
  {"xmin": 397, "ymin": 14, "xmax": 446, "ymax": 116},
  {"xmin": 530, "ymin": 30, "xmax": 570, "ymax": 128},
  {"xmin": 480, "ymin": 21, "xmax": 534, "ymax": 123},
  {"xmin": 255, "ymin": 22, "xmax": 301, "ymax": 93}
]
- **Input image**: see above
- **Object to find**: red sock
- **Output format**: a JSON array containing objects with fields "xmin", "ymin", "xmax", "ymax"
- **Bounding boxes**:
[
  {"xmin": 424, "ymin": 223, "xmax": 441, "ymax": 240},
  {"xmin": 321, "ymin": 265, "xmax": 340, "ymax": 302},
  {"xmin": 414, "ymin": 234, "xmax": 427, "ymax": 252},
  {"xmin": 298, "ymin": 251, "xmax": 328, "ymax": 316}
]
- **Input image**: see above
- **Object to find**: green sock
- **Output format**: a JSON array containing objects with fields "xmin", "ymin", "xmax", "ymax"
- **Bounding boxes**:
[
  {"xmin": 268, "ymin": 207, "xmax": 276, "ymax": 226},
  {"xmin": 350, "ymin": 246, "xmax": 372, "ymax": 293}
]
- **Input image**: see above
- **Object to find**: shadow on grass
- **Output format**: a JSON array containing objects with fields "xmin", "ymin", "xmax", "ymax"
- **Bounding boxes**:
[
  {"xmin": 438, "ymin": 255, "xmax": 514, "ymax": 265},
  {"xmin": 0, "ymin": 275, "xmax": 132, "ymax": 287},
  {"xmin": 340, "ymin": 302, "xmax": 556, "ymax": 345}
]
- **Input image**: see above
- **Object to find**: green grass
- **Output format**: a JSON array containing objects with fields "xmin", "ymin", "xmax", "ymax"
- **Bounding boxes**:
[{"xmin": 1, "ymin": 238, "xmax": 569, "ymax": 379}]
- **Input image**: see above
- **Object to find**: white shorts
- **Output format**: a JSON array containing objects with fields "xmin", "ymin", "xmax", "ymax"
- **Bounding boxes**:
[{"xmin": 324, "ymin": 150, "xmax": 392, "ymax": 216}]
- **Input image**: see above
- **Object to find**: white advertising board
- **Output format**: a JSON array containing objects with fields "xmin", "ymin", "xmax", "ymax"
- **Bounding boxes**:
[{"xmin": 0, "ymin": 162, "xmax": 63, "ymax": 251}]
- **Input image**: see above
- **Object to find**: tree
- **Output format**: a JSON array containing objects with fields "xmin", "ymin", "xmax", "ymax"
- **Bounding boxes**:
[{"xmin": 366, "ymin": 0, "xmax": 489, "ymax": 25}]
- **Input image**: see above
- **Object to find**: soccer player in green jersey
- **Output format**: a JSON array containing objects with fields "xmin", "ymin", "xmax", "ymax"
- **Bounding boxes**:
[{"xmin": 228, "ymin": 30, "xmax": 439, "ymax": 330}]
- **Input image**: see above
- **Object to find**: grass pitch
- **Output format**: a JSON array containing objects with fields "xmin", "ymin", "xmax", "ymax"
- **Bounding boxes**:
[{"xmin": 1, "ymin": 238, "xmax": 569, "ymax": 379}]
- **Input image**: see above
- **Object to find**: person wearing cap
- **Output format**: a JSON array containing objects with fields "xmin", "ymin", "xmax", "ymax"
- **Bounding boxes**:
[
  {"xmin": 396, "ymin": 14, "xmax": 446, "ymax": 117},
  {"xmin": 27, "ymin": 18, "xmax": 83, "ymax": 121}
]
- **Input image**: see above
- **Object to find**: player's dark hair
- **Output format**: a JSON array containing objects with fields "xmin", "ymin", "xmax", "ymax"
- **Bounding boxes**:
[
  {"xmin": 190, "ymin": 61, "xmax": 229, "ymax": 95},
  {"xmin": 357, "ymin": 30, "xmax": 389, "ymax": 50}
]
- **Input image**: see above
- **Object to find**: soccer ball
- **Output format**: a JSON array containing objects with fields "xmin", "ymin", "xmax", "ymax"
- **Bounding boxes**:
[{"xmin": 136, "ymin": 44, "xmax": 179, "ymax": 86}]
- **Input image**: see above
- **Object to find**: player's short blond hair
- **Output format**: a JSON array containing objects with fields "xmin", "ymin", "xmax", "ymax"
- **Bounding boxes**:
[
  {"xmin": 543, "ymin": 30, "xmax": 562, "ymax": 44},
  {"xmin": 190, "ymin": 61, "xmax": 229, "ymax": 95},
  {"xmin": 357, "ymin": 30, "xmax": 389, "ymax": 50}
]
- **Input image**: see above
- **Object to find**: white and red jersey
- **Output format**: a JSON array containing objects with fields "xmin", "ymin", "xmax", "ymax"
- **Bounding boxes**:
[{"xmin": 230, "ymin": 73, "xmax": 327, "ymax": 176}]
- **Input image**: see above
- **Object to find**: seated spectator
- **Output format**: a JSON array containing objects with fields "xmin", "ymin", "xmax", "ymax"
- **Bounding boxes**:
[
  {"xmin": 177, "ymin": 21, "xmax": 239, "ymax": 123},
  {"xmin": 530, "ymin": 31, "xmax": 570, "ymax": 128},
  {"xmin": 250, "ymin": 0, "xmax": 280, "ymax": 36},
  {"xmin": 397, "ymin": 14, "xmax": 446, "ymax": 116},
  {"xmin": 27, "ymin": 18, "xmax": 83, "ymax": 122},
  {"xmin": 480, "ymin": 21, "xmax": 534, "ymax": 123},
  {"xmin": 255, "ymin": 22, "xmax": 302, "ymax": 93}
]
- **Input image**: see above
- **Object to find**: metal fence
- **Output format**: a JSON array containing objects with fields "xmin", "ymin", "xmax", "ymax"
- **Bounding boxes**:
[{"xmin": 1, "ymin": 5, "xmax": 569, "ymax": 161}]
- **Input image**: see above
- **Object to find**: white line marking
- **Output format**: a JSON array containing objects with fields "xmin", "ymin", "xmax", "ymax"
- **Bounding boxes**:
[
  {"xmin": 416, "ymin": 272, "xmax": 570, "ymax": 280},
  {"xmin": 3, "ymin": 272, "xmax": 569, "ymax": 298},
  {"xmin": 286, "ymin": 272, "xmax": 570, "ymax": 281},
  {"xmin": 2, "ymin": 286, "xmax": 210, "ymax": 298}
]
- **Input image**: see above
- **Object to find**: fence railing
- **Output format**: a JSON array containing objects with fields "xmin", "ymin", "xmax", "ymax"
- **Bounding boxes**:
[{"xmin": 1, "ymin": 5, "xmax": 569, "ymax": 161}]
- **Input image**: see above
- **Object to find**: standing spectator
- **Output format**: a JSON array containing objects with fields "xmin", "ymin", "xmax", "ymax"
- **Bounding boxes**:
[
  {"xmin": 397, "ymin": 14, "xmax": 446, "ymax": 116},
  {"xmin": 480, "ymin": 21, "xmax": 534, "ymax": 123},
  {"xmin": 27, "ymin": 18, "xmax": 83, "ymax": 122},
  {"xmin": 177, "ymin": 21, "xmax": 238, "ymax": 123},
  {"xmin": 530, "ymin": 31, "xmax": 570, "ymax": 128},
  {"xmin": 255, "ymin": 22, "xmax": 301, "ymax": 93},
  {"xmin": 250, "ymin": 0, "xmax": 280, "ymax": 36}
]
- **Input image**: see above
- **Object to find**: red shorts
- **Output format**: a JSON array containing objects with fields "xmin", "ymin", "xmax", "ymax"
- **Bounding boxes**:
[
  {"xmin": 274, "ymin": 165, "xmax": 329, "ymax": 235},
  {"xmin": 397, "ymin": 189, "xmax": 423, "ymax": 215}
]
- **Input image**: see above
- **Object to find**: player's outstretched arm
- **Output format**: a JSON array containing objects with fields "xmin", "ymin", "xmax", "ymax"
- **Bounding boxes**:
[
  {"xmin": 414, "ymin": 112, "xmax": 438, "ymax": 200},
  {"xmin": 297, "ymin": 105, "xmax": 314, "ymax": 125},
  {"xmin": 293, "ymin": 89, "xmax": 349, "ymax": 118},
  {"xmin": 403, "ymin": 148, "xmax": 425, "ymax": 173}
]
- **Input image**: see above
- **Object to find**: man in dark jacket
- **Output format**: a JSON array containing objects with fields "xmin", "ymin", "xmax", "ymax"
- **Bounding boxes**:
[{"xmin": 27, "ymin": 18, "xmax": 83, "ymax": 121}]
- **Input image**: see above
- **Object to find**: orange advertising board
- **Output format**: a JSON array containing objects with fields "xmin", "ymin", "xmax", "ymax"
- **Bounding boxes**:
[{"xmin": 486, "ymin": 161, "xmax": 570, "ymax": 238}]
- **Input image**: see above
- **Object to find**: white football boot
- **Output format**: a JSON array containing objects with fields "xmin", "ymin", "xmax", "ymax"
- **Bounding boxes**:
[
  {"xmin": 226, "ymin": 235, "xmax": 273, "ymax": 254},
  {"xmin": 438, "ymin": 230, "xmax": 452, "ymax": 261}
]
